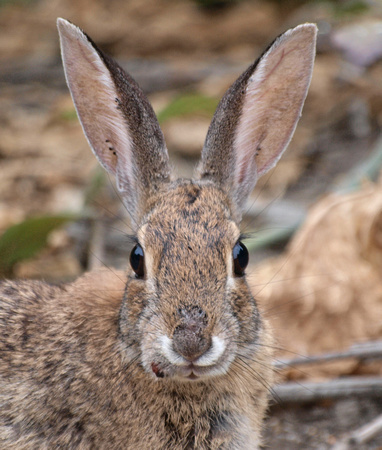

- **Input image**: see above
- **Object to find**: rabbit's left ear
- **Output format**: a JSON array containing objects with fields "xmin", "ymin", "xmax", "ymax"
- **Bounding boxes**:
[{"xmin": 197, "ymin": 24, "xmax": 317, "ymax": 215}]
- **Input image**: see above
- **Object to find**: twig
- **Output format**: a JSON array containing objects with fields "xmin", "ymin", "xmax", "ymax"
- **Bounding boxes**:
[
  {"xmin": 350, "ymin": 413, "xmax": 382, "ymax": 444},
  {"xmin": 331, "ymin": 413, "xmax": 382, "ymax": 449},
  {"xmin": 274, "ymin": 340, "xmax": 382, "ymax": 369},
  {"xmin": 272, "ymin": 376, "xmax": 382, "ymax": 404}
]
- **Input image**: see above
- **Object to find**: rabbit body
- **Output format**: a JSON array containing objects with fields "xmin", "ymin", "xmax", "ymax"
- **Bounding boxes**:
[
  {"xmin": 0, "ymin": 184, "xmax": 273, "ymax": 449},
  {"xmin": 0, "ymin": 19, "xmax": 316, "ymax": 449}
]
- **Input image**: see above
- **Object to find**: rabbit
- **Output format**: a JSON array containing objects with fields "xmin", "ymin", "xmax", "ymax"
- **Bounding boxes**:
[{"xmin": 0, "ymin": 18, "xmax": 316, "ymax": 449}]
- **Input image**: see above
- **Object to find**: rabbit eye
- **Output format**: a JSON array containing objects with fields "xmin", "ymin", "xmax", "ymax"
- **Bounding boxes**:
[
  {"xmin": 232, "ymin": 241, "xmax": 248, "ymax": 276},
  {"xmin": 130, "ymin": 244, "xmax": 145, "ymax": 278}
]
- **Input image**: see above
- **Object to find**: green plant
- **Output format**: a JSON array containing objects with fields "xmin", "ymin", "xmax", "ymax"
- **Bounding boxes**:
[
  {"xmin": 0, "ymin": 214, "xmax": 77, "ymax": 276},
  {"xmin": 157, "ymin": 93, "xmax": 219, "ymax": 124}
]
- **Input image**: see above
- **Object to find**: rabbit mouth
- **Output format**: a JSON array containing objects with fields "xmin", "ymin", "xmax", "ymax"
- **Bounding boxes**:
[
  {"xmin": 186, "ymin": 373, "xmax": 199, "ymax": 381},
  {"xmin": 178, "ymin": 364, "xmax": 201, "ymax": 381},
  {"xmin": 149, "ymin": 356, "xmax": 230, "ymax": 381},
  {"xmin": 145, "ymin": 334, "xmax": 235, "ymax": 381},
  {"xmin": 150, "ymin": 360, "xmax": 221, "ymax": 381},
  {"xmin": 175, "ymin": 360, "xmax": 234, "ymax": 381},
  {"xmin": 182, "ymin": 363, "xmax": 204, "ymax": 379},
  {"xmin": 182, "ymin": 364, "xmax": 215, "ymax": 380},
  {"xmin": 172, "ymin": 360, "xmax": 230, "ymax": 381}
]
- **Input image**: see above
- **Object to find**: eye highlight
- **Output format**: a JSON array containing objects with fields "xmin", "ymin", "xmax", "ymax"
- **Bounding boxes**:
[
  {"xmin": 232, "ymin": 241, "xmax": 249, "ymax": 276},
  {"xmin": 130, "ymin": 243, "xmax": 145, "ymax": 278}
]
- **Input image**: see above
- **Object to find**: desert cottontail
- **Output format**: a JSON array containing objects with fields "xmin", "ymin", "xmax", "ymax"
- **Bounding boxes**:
[{"xmin": 0, "ymin": 19, "xmax": 316, "ymax": 449}]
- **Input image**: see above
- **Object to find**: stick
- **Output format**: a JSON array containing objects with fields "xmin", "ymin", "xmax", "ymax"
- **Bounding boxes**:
[
  {"xmin": 273, "ymin": 376, "xmax": 382, "ymax": 404},
  {"xmin": 331, "ymin": 413, "xmax": 382, "ymax": 449},
  {"xmin": 350, "ymin": 413, "xmax": 382, "ymax": 444},
  {"xmin": 274, "ymin": 340, "xmax": 382, "ymax": 369}
]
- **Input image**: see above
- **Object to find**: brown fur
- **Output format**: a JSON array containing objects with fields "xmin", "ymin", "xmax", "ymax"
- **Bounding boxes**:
[
  {"xmin": 0, "ymin": 19, "xmax": 316, "ymax": 449},
  {"xmin": 0, "ymin": 183, "xmax": 274, "ymax": 449}
]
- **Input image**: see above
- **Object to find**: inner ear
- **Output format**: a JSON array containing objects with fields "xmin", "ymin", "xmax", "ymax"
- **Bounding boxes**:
[
  {"xmin": 197, "ymin": 24, "xmax": 317, "ymax": 213},
  {"xmin": 58, "ymin": 19, "xmax": 133, "ymax": 180},
  {"xmin": 232, "ymin": 25, "xmax": 317, "ymax": 204},
  {"xmin": 57, "ymin": 18, "xmax": 171, "ymax": 222}
]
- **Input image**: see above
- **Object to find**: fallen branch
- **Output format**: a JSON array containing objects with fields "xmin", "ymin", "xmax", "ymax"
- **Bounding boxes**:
[
  {"xmin": 332, "ymin": 413, "xmax": 382, "ymax": 449},
  {"xmin": 350, "ymin": 413, "xmax": 382, "ymax": 444},
  {"xmin": 272, "ymin": 376, "xmax": 382, "ymax": 404},
  {"xmin": 274, "ymin": 340, "xmax": 382, "ymax": 369}
]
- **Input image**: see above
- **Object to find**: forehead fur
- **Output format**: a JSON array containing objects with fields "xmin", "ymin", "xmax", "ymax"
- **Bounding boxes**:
[
  {"xmin": 139, "ymin": 181, "xmax": 240, "ymax": 300},
  {"xmin": 143, "ymin": 180, "xmax": 239, "ymax": 244}
]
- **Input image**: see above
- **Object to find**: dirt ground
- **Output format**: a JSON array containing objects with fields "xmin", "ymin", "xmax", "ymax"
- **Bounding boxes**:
[{"xmin": 1, "ymin": 0, "xmax": 382, "ymax": 447}]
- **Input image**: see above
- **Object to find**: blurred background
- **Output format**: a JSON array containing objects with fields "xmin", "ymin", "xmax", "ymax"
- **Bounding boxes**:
[{"xmin": 1, "ymin": 0, "xmax": 382, "ymax": 447}]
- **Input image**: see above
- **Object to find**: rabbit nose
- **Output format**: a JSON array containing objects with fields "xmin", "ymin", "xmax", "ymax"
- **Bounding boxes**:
[
  {"xmin": 172, "ymin": 307, "xmax": 211, "ymax": 361},
  {"xmin": 173, "ymin": 324, "xmax": 211, "ymax": 362}
]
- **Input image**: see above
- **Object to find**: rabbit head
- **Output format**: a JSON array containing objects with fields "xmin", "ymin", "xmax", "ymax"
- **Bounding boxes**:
[{"xmin": 58, "ymin": 19, "xmax": 316, "ymax": 382}]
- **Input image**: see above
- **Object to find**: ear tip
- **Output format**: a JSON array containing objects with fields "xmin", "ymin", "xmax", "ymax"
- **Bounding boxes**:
[
  {"xmin": 272, "ymin": 23, "xmax": 317, "ymax": 55},
  {"xmin": 57, "ymin": 18, "xmax": 90, "ymax": 49},
  {"xmin": 57, "ymin": 17, "xmax": 70, "ymax": 31},
  {"xmin": 57, "ymin": 17, "xmax": 82, "ymax": 38},
  {"xmin": 290, "ymin": 23, "xmax": 318, "ymax": 41}
]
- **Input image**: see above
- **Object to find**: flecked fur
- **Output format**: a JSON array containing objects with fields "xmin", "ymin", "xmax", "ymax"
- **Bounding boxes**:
[{"xmin": 0, "ymin": 19, "xmax": 316, "ymax": 449}]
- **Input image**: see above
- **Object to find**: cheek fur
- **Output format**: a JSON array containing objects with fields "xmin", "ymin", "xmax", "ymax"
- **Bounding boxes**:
[
  {"xmin": 119, "ymin": 279, "xmax": 147, "ymax": 342},
  {"xmin": 230, "ymin": 280, "xmax": 261, "ymax": 344}
]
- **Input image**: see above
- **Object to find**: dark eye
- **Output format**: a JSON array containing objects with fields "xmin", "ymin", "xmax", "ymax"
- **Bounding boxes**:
[
  {"xmin": 232, "ymin": 241, "xmax": 248, "ymax": 276},
  {"xmin": 130, "ymin": 244, "xmax": 145, "ymax": 278}
]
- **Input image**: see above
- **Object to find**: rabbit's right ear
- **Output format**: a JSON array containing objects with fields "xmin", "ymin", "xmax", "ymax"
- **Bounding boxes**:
[
  {"xmin": 197, "ymin": 24, "xmax": 317, "ymax": 218},
  {"xmin": 57, "ymin": 19, "xmax": 171, "ymax": 221}
]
